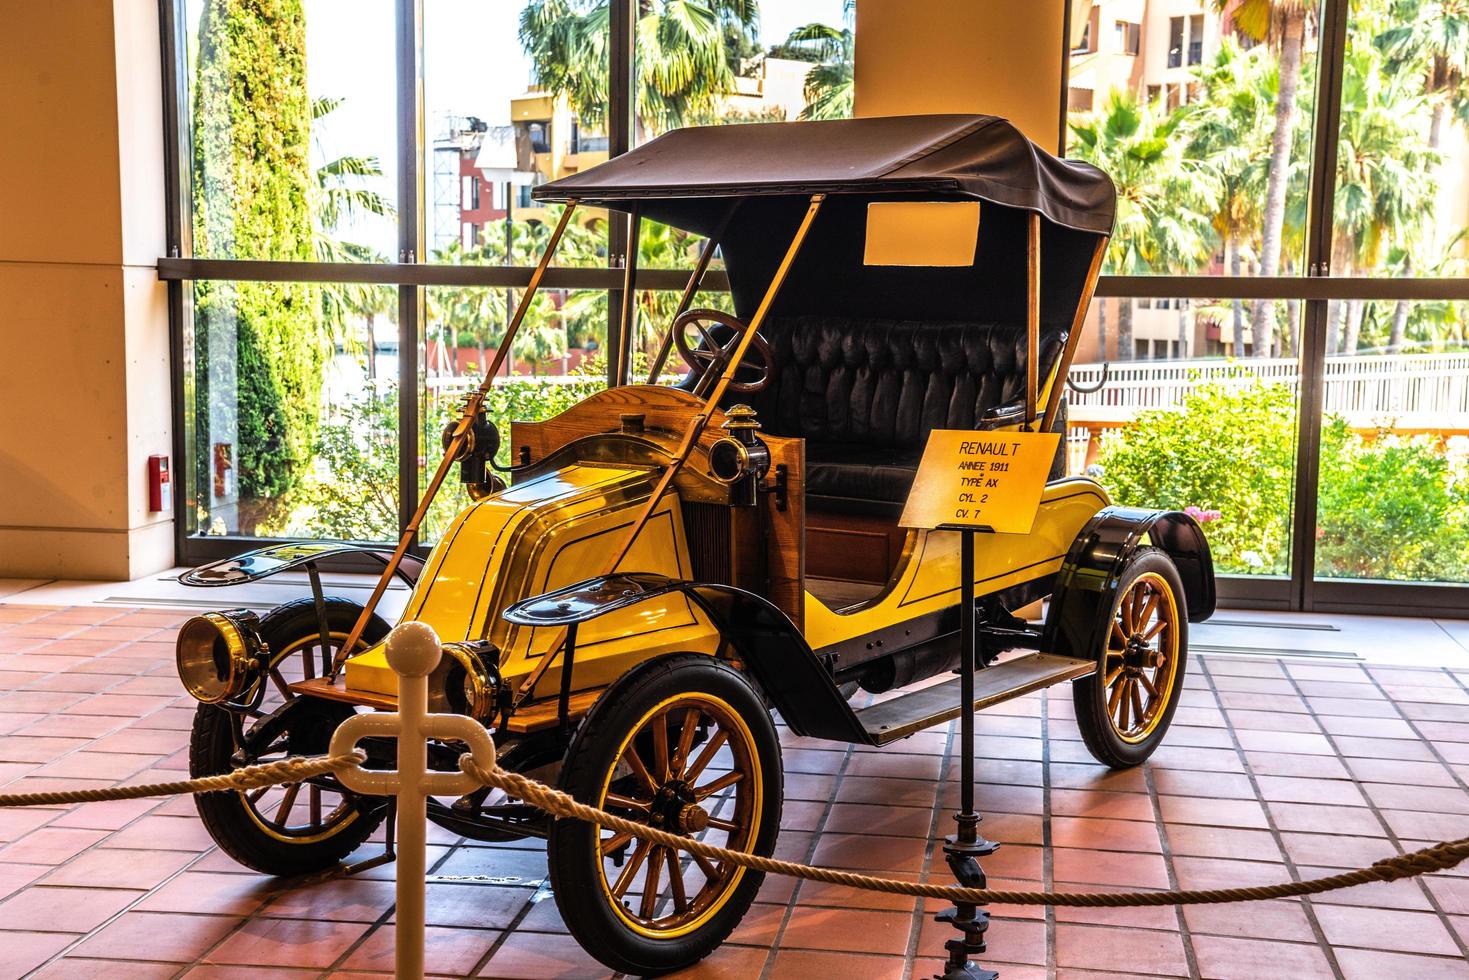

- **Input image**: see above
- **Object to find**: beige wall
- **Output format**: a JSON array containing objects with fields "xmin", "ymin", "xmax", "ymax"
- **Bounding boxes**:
[
  {"xmin": 854, "ymin": 0, "xmax": 1066, "ymax": 151},
  {"xmin": 0, "ymin": 0, "xmax": 173, "ymax": 579}
]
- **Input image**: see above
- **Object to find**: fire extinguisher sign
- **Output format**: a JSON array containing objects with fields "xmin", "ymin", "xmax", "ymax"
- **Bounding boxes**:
[{"xmin": 148, "ymin": 455, "xmax": 171, "ymax": 513}]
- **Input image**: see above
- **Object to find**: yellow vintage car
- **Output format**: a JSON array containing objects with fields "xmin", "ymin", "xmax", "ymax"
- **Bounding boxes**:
[{"xmin": 174, "ymin": 114, "xmax": 1214, "ymax": 976}]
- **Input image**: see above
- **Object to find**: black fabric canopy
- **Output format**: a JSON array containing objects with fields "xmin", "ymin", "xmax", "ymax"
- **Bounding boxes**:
[{"xmin": 533, "ymin": 114, "xmax": 1115, "ymax": 236}]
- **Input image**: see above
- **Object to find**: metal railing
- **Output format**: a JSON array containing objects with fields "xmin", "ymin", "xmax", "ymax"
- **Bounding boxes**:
[{"xmin": 1067, "ymin": 353, "xmax": 1469, "ymax": 419}]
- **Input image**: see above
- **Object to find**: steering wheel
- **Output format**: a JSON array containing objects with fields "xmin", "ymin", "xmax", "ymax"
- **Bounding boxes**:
[{"xmin": 672, "ymin": 308, "xmax": 773, "ymax": 396}]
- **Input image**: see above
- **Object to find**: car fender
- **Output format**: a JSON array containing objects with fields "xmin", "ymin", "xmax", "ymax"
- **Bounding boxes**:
[
  {"xmin": 503, "ymin": 574, "xmax": 867, "ymax": 742},
  {"xmin": 1043, "ymin": 506, "xmax": 1215, "ymax": 665},
  {"xmin": 178, "ymin": 542, "xmax": 425, "ymax": 589}
]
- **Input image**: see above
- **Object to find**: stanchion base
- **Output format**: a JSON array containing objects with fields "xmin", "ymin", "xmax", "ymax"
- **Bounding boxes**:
[{"xmin": 934, "ymin": 959, "xmax": 999, "ymax": 980}]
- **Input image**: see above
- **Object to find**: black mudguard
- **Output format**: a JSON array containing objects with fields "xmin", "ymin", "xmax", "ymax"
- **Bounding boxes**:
[
  {"xmin": 503, "ymin": 574, "xmax": 868, "ymax": 742},
  {"xmin": 1043, "ymin": 505, "xmax": 1215, "ymax": 664}
]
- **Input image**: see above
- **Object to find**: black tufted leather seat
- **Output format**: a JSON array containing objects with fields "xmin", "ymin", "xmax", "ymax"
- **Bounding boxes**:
[{"xmin": 743, "ymin": 316, "xmax": 1066, "ymax": 513}]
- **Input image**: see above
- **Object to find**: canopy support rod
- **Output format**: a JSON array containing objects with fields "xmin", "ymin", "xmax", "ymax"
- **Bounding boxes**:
[
  {"xmin": 512, "ymin": 194, "xmax": 826, "ymax": 709},
  {"xmin": 646, "ymin": 202, "xmax": 738, "ymax": 384},
  {"xmin": 1041, "ymin": 236, "xmax": 1107, "ymax": 435},
  {"xmin": 1026, "ymin": 212, "xmax": 1041, "ymax": 430},
  {"xmin": 332, "ymin": 201, "xmax": 581, "ymax": 675},
  {"xmin": 613, "ymin": 206, "xmax": 641, "ymax": 387}
]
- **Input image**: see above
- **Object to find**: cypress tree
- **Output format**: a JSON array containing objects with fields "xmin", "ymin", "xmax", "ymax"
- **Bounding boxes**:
[{"xmin": 192, "ymin": 0, "xmax": 322, "ymax": 529}]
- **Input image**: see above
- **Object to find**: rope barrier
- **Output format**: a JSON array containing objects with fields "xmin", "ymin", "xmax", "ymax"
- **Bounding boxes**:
[
  {"xmin": 460, "ymin": 756, "xmax": 1469, "ymax": 909},
  {"xmin": 0, "ymin": 738, "xmax": 1463, "ymax": 910},
  {"xmin": 0, "ymin": 751, "xmax": 366, "ymax": 808}
]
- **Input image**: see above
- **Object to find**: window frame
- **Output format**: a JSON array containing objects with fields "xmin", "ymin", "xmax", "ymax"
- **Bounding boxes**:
[
  {"xmin": 1061, "ymin": 0, "xmax": 1469, "ymax": 617},
  {"xmin": 160, "ymin": 0, "xmax": 1469, "ymax": 617}
]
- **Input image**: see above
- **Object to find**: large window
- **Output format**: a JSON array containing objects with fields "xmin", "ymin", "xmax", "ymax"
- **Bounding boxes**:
[
  {"xmin": 1066, "ymin": 0, "xmax": 1469, "ymax": 614},
  {"xmin": 160, "ymin": 0, "xmax": 857, "ymax": 559},
  {"xmin": 1068, "ymin": 296, "xmax": 1303, "ymax": 581},
  {"xmin": 162, "ymin": 0, "xmax": 1468, "ymax": 614}
]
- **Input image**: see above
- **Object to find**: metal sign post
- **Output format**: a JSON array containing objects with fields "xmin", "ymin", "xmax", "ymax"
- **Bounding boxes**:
[
  {"xmin": 900, "ymin": 428, "xmax": 1061, "ymax": 980},
  {"xmin": 934, "ymin": 522, "xmax": 999, "ymax": 980}
]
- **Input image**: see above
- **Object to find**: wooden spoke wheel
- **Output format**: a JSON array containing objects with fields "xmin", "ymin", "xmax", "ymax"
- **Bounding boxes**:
[
  {"xmin": 1073, "ymin": 549, "xmax": 1189, "ymax": 768},
  {"xmin": 189, "ymin": 598, "xmax": 390, "ymax": 875},
  {"xmin": 549, "ymin": 654, "xmax": 782, "ymax": 977}
]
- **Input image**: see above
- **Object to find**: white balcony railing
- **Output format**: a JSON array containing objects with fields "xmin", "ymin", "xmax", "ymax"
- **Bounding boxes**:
[{"xmin": 1066, "ymin": 353, "xmax": 1469, "ymax": 422}]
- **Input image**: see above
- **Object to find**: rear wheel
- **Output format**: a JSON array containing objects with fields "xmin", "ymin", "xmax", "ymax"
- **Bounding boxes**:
[
  {"xmin": 190, "ymin": 597, "xmax": 390, "ymax": 875},
  {"xmin": 1072, "ymin": 549, "xmax": 1188, "ymax": 768},
  {"xmin": 548, "ymin": 653, "xmax": 782, "ymax": 976}
]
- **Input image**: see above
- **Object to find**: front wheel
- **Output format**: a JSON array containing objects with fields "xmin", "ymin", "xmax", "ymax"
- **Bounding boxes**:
[
  {"xmin": 548, "ymin": 654, "xmax": 783, "ymax": 976},
  {"xmin": 1072, "ymin": 548, "xmax": 1188, "ymax": 768},
  {"xmin": 190, "ymin": 597, "xmax": 390, "ymax": 875}
]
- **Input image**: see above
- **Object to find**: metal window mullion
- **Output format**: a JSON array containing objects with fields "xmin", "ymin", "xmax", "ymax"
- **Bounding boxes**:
[
  {"xmin": 160, "ymin": 0, "xmax": 196, "ymax": 562},
  {"xmin": 396, "ymin": 0, "xmax": 424, "ymax": 545},
  {"xmin": 1290, "ymin": 0, "xmax": 1350, "ymax": 611},
  {"xmin": 1058, "ymin": 0, "xmax": 1073, "ymax": 155},
  {"xmin": 605, "ymin": 0, "xmax": 635, "ymax": 387}
]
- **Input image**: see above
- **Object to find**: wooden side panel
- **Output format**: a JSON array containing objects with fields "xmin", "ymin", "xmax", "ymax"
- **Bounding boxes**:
[
  {"xmin": 806, "ymin": 510, "xmax": 909, "ymax": 584},
  {"xmin": 512, "ymin": 385, "xmax": 715, "ymax": 464},
  {"xmin": 763, "ymin": 436, "xmax": 805, "ymax": 629}
]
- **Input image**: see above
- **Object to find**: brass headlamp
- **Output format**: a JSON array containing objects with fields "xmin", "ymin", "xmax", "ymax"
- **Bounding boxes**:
[
  {"xmin": 428, "ymin": 639, "xmax": 501, "ymax": 721},
  {"xmin": 708, "ymin": 404, "xmax": 770, "ymax": 506},
  {"xmin": 175, "ymin": 609, "xmax": 269, "ymax": 706}
]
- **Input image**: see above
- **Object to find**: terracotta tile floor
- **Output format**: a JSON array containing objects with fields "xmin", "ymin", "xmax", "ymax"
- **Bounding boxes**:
[{"xmin": 2, "ymin": 603, "xmax": 1469, "ymax": 979}]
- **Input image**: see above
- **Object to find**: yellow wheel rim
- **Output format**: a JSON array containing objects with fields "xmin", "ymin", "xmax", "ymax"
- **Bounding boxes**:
[
  {"xmin": 239, "ymin": 632, "xmax": 362, "ymax": 845},
  {"xmin": 594, "ymin": 692, "xmax": 764, "ymax": 940},
  {"xmin": 1101, "ymin": 571, "xmax": 1180, "ymax": 744}
]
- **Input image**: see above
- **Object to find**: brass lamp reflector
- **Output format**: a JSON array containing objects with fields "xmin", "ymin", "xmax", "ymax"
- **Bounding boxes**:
[
  {"xmin": 175, "ymin": 610, "xmax": 266, "ymax": 705},
  {"xmin": 429, "ymin": 640, "xmax": 500, "ymax": 720}
]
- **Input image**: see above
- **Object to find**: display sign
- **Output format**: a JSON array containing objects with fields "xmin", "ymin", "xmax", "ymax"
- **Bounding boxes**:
[{"xmin": 899, "ymin": 429, "xmax": 1061, "ymax": 533}]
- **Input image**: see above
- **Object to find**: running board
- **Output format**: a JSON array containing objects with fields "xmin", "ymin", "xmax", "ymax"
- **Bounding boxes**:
[{"xmin": 854, "ymin": 653, "xmax": 1095, "ymax": 745}]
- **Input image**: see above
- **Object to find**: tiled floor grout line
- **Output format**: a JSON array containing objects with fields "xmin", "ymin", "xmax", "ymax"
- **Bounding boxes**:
[
  {"xmin": 754, "ymin": 734, "xmax": 856, "ymax": 980},
  {"xmin": 1039, "ymin": 689, "xmax": 1056, "ymax": 980},
  {"xmin": 1197, "ymin": 656, "xmax": 1347, "ymax": 980},
  {"xmin": 1431, "ymin": 618, "xmax": 1469, "ymax": 658},
  {"xmin": 1337, "ymin": 663, "xmax": 1469, "ymax": 963},
  {"xmin": 1141, "ymin": 760, "xmax": 1201, "ymax": 980},
  {"xmin": 903, "ymin": 710, "xmax": 959, "ymax": 973},
  {"xmin": 318, "ymin": 843, "xmax": 448, "ymax": 977},
  {"xmin": 7, "ymin": 605, "xmax": 1469, "ymax": 977},
  {"xmin": 25, "ymin": 815, "xmax": 236, "ymax": 974},
  {"xmin": 4, "ymin": 611, "xmax": 235, "ymax": 979}
]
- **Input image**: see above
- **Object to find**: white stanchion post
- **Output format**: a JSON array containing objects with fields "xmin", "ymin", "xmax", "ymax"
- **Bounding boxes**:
[{"xmin": 330, "ymin": 622, "xmax": 498, "ymax": 980}]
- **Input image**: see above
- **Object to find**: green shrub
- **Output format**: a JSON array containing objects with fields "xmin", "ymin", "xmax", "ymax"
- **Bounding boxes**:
[
  {"xmin": 192, "ymin": 0, "xmax": 322, "ymax": 518},
  {"xmin": 1096, "ymin": 377, "xmax": 1469, "ymax": 581},
  {"xmin": 271, "ymin": 367, "xmax": 609, "ymax": 541},
  {"xmin": 1094, "ymin": 379, "xmax": 1297, "ymax": 574},
  {"xmin": 1316, "ymin": 427, "xmax": 1469, "ymax": 581}
]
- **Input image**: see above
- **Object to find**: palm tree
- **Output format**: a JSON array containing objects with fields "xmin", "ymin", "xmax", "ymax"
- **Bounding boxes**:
[
  {"xmin": 519, "ymin": 0, "xmax": 758, "ymax": 137},
  {"xmin": 1218, "ymin": 0, "xmax": 1315, "ymax": 357},
  {"xmin": 1329, "ymin": 44, "xmax": 1435, "ymax": 353},
  {"xmin": 1376, "ymin": 0, "xmax": 1469, "ymax": 348},
  {"xmin": 309, "ymin": 97, "xmax": 395, "ymax": 353},
  {"xmin": 779, "ymin": 0, "xmax": 854, "ymax": 120},
  {"xmin": 1070, "ymin": 91, "xmax": 1220, "ymax": 358},
  {"xmin": 1377, "ymin": 0, "xmax": 1469, "ymax": 152},
  {"xmin": 1189, "ymin": 40, "xmax": 1275, "ymax": 356}
]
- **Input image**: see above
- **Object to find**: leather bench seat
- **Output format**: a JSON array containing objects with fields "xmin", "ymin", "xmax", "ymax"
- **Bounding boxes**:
[
  {"xmin": 804, "ymin": 443, "xmax": 924, "ymax": 506},
  {"xmin": 744, "ymin": 315, "xmax": 1066, "ymax": 513}
]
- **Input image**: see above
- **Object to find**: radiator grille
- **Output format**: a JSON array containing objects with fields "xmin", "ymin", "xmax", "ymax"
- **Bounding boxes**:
[{"xmin": 681, "ymin": 502, "xmax": 731, "ymax": 584}]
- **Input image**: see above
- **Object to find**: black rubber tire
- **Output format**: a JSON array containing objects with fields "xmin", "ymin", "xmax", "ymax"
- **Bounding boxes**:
[
  {"xmin": 547, "ymin": 653, "xmax": 783, "ymax": 977},
  {"xmin": 1072, "ymin": 548, "xmax": 1189, "ymax": 769},
  {"xmin": 190, "ymin": 597, "xmax": 391, "ymax": 876}
]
